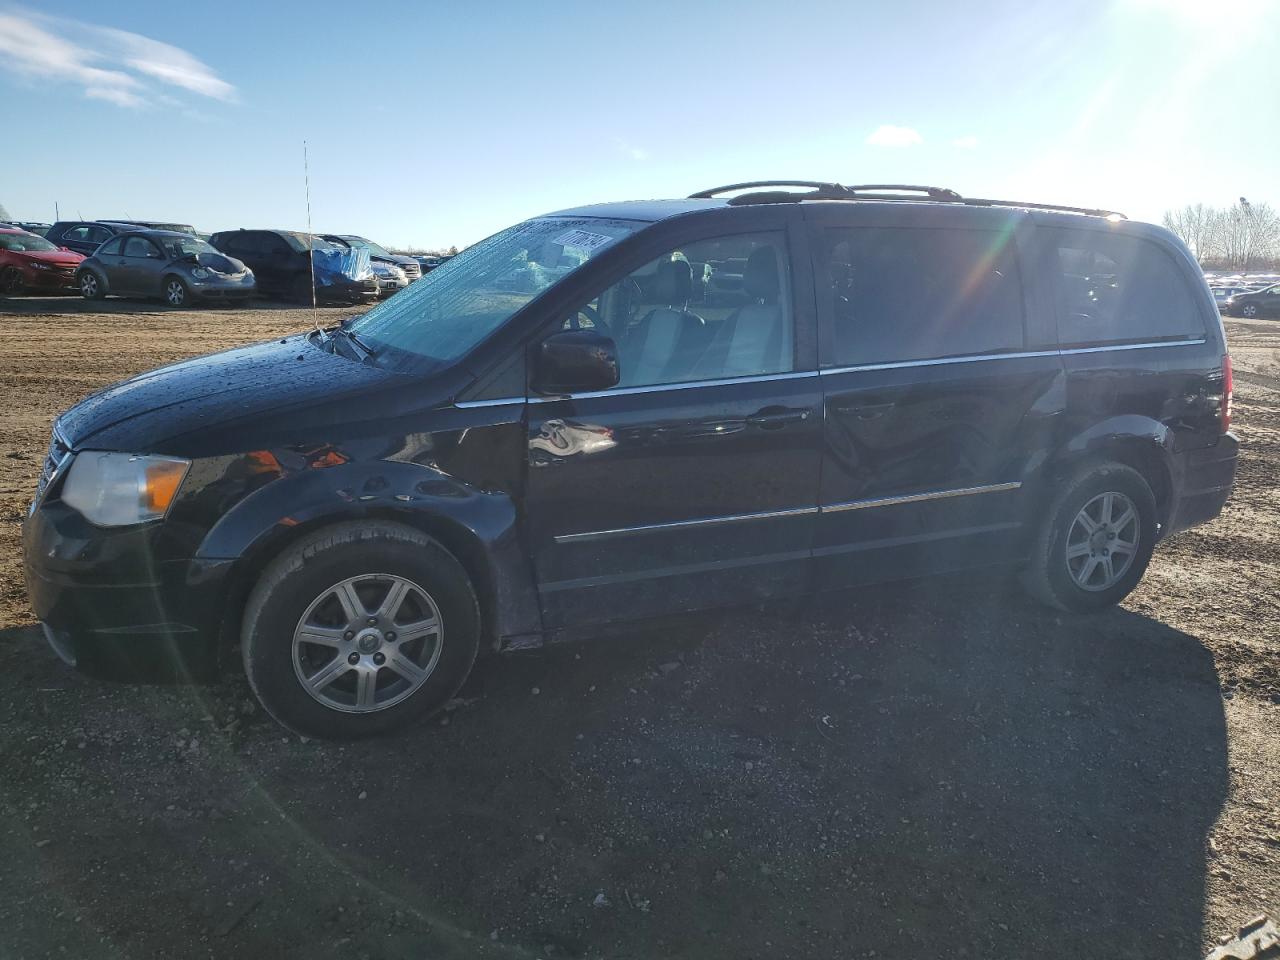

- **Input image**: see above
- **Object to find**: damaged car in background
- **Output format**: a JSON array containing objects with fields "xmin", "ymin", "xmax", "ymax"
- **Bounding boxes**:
[
  {"xmin": 0, "ymin": 227, "xmax": 84, "ymax": 294},
  {"xmin": 76, "ymin": 231, "xmax": 255, "ymax": 307},
  {"xmin": 209, "ymin": 229, "xmax": 378, "ymax": 304}
]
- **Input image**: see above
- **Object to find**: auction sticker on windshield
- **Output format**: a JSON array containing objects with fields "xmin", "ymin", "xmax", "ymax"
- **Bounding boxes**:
[{"xmin": 554, "ymin": 229, "xmax": 617, "ymax": 252}]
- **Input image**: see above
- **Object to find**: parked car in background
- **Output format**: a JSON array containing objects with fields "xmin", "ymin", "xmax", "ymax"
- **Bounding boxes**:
[
  {"xmin": 45, "ymin": 221, "xmax": 126, "ymax": 257},
  {"xmin": 413, "ymin": 254, "xmax": 452, "ymax": 273},
  {"xmin": 102, "ymin": 219, "xmax": 199, "ymax": 235},
  {"xmin": 76, "ymin": 231, "xmax": 255, "ymax": 307},
  {"xmin": 209, "ymin": 229, "xmax": 378, "ymax": 304},
  {"xmin": 1211, "ymin": 286, "xmax": 1245, "ymax": 311},
  {"xmin": 1224, "ymin": 282, "xmax": 1280, "ymax": 319},
  {"xmin": 370, "ymin": 260, "xmax": 409, "ymax": 298},
  {"xmin": 323, "ymin": 234, "xmax": 422, "ymax": 283},
  {"xmin": 2, "ymin": 221, "xmax": 52, "ymax": 236},
  {"xmin": 0, "ymin": 227, "xmax": 84, "ymax": 293}
]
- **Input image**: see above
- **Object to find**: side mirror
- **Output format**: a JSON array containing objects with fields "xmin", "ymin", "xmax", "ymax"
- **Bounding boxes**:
[{"xmin": 533, "ymin": 330, "xmax": 620, "ymax": 395}]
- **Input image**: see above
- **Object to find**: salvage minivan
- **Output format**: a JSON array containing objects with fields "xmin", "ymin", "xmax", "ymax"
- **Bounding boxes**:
[{"xmin": 23, "ymin": 182, "xmax": 1238, "ymax": 739}]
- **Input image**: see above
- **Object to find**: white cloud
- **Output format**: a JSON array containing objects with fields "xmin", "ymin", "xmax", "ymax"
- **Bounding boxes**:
[
  {"xmin": 613, "ymin": 137, "xmax": 649, "ymax": 161},
  {"xmin": 0, "ymin": 8, "xmax": 235, "ymax": 109},
  {"xmin": 866, "ymin": 125, "xmax": 923, "ymax": 148},
  {"xmin": 951, "ymin": 135, "xmax": 979, "ymax": 149}
]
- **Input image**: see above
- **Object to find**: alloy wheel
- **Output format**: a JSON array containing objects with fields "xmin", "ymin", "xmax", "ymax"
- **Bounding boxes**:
[
  {"xmin": 1065, "ymin": 491, "xmax": 1140, "ymax": 591},
  {"xmin": 80, "ymin": 274, "xmax": 98, "ymax": 298},
  {"xmin": 292, "ymin": 574, "xmax": 443, "ymax": 714},
  {"xmin": 166, "ymin": 280, "xmax": 186, "ymax": 306},
  {"xmin": 1243, "ymin": 304, "xmax": 1258, "ymax": 318}
]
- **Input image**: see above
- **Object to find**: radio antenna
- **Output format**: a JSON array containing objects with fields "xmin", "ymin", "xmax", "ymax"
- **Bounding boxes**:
[{"xmin": 304, "ymin": 140, "xmax": 319, "ymax": 333}]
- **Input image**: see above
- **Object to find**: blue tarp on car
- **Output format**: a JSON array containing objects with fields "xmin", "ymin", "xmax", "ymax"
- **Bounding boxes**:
[{"xmin": 312, "ymin": 247, "xmax": 372, "ymax": 286}]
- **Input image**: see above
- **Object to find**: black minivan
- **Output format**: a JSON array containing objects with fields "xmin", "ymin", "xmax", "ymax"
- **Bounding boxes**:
[{"xmin": 23, "ymin": 183, "xmax": 1238, "ymax": 739}]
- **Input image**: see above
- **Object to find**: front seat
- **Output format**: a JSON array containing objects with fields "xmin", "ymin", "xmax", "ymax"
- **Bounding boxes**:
[
  {"xmin": 693, "ymin": 247, "xmax": 791, "ymax": 378},
  {"xmin": 620, "ymin": 259, "xmax": 707, "ymax": 386}
]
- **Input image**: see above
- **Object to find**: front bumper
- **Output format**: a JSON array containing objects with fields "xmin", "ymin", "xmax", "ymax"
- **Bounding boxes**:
[
  {"xmin": 22, "ymin": 501, "xmax": 232, "ymax": 679},
  {"xmin": 1164, "ymin": 432, "xmax": 1239, "ymax": 538},
  {"xmin": 26, "ymin": 268, "xmax": 78, "ymax": 291},
  {"xmin": 318, "ymin": 278, "xmax": 379, "ymax": 303},
  {"xmin": 190, "ymin": 274, "xmax": 256, "ymax": 301}
]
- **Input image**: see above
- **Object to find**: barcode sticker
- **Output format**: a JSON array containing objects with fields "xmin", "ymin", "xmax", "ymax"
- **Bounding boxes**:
[{"xmin": 553, "ymin": 229, "xmax": 616, "ymax": 252}]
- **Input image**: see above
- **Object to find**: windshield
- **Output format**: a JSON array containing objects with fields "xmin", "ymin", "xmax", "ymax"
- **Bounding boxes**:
[
  {"xmin": 347, "ymin": 217, "xmax": 638, "ymax": 372},
  {"xmin": 342, "ymin": 236, "xmax": 394, "ymax": 258},
  {"xmin": 160, "ymin": 236, "xmax": 218, "ymax": 259},
  {"xmin": 279, "ymin": 232, "xmax": 340, "ymax": 253},
  {"xmin": 0, "ymin": 232, "xmax": 58, "ymax": 253}
]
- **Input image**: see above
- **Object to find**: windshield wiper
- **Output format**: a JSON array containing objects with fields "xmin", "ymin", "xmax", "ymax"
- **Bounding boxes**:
[{"xmin": 328, "ymin": 324, "xmax": 376, "ymax": 361}]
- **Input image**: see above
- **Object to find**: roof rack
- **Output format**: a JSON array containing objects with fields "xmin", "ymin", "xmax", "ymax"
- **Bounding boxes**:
[{"xmin": 687, "ymin": 181, "xmax": 1125, "ymax": 219}]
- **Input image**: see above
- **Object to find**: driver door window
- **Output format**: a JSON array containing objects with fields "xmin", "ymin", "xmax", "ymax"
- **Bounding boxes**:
[{"xmin": 567, "ymin": 231, "xmax": 794, "ymax": 389}]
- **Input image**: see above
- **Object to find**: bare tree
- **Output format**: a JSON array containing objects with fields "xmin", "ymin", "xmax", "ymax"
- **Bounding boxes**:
[
  {"xmin": 0, "ymin": 200, "xmax": 10, "ymax": 221},
  {"xmin": 1212, "ymin": 199, "xmax": 1280, "ymax": 271},
  {"xmin": 1162, "ymin": 203, "xmax": 1217, "ymax": 260}
]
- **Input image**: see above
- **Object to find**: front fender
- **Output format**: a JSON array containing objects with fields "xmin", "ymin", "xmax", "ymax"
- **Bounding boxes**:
[{"xmin": 196, "ymin": 458, "xmax": 542, "ymax": 645}]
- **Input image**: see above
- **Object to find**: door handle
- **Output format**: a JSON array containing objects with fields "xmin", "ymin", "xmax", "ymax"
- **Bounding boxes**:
[
  {"xmin": 747, "ymin": 406, "xmax": 812, "ymax": 429},
  {"xmin": 834, "ymin": 400, "xmax": 895, "ymax": 421}
]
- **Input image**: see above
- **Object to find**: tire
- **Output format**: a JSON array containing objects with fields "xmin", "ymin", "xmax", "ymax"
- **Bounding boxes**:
[
  {"xmin": 1021, "ymin": 460, "xmax": 1157, "ymax": 613},
  {"xmin": 1, "ymin": 266, "xmax": 25, "ymax": 294},
  {"xmin": 163, "ymin": 275, "xmax": 190, "ymax": 308},
  {"xmin": 1242, "ymin": 303, "xmax": 1258, "ymax": 319},
  {"xmin": 78, "ymin": 270, "xmax": 104, "ymax": 300},
  {"xmin": 241, "ymin": 521, "xmax": 480, "ymax": 739}
]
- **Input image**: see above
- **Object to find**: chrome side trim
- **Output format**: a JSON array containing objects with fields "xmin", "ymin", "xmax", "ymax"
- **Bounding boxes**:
[
  {"xmin": 820, "ymin": 351, "xmax": 1057, "ymax": 375},
  {"xmin": 1061, "ymin": 338, "xmax": 1205, "ymax": 355},
  {"xmin": 818, "ymin": 339, "xmax": 1206, "ymax": 376},
  {"xmin": 554, "ymin": 505, "xmax": 819, "ymax": 544},
  {"xmin": 822, "ymin": 481, "xmax": 1022, "ymax": 513},
  {"xmin": 454, "ymin": 396, "xmax": 525, "ymax": 409},
  {"xmin": 530, "ymin": 369, "xmax": 819, "ymax": 403}
]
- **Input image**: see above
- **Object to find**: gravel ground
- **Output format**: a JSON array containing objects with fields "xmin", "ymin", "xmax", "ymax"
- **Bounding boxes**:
[{"xmin": 0, "ymin": 296, "xmax": 1277, "ymax": 959}]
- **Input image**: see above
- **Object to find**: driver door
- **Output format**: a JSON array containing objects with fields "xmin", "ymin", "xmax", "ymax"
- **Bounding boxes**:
[{"xmin": 521, "ymin": 207, "xmax": 823, "ymax": 629}]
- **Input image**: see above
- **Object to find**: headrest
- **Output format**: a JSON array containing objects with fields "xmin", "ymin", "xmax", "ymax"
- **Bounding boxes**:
[
  {"xmin": 744, "ymin": 247, "xmax": 780, "ymax": 302},
  {"xmin": 652, "ymin": 258, "xmax": 693, "ymax": 305}
]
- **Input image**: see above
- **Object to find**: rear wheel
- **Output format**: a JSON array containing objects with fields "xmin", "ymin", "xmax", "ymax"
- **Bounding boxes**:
[
  {"xmin": 241, "ymin": 522, "xmax": 480, "ymax": 739},
  {"xmin": 78, "ymin": 271, "xmax": 103, "ymax": 300},
  {"xmin": 163, "ymin": 275, "xmax": 190, "ymax": 307},
  {"xmin": 1, "ymin": 266, "xmax": 24, "ymax": 294},
  {"xmin": 1022, "ymin": 461, "xmax": 1157, "ymax": 612}
]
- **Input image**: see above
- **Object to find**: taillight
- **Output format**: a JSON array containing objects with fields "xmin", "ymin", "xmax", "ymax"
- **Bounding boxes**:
[{"xmin": 1221, "ymin": 354, "xmax": 1233, "ymax": 433}]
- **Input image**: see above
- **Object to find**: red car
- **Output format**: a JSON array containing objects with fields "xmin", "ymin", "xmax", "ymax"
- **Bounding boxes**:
[{"xmin": 0, "ymin": 227, "xmax": 84, "ymax": 294}]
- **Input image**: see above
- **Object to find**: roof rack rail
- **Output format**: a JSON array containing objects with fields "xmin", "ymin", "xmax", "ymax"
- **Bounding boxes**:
[{"xmin": 688, "ymin": 181, "xmax": 1125, "ymax": 219}]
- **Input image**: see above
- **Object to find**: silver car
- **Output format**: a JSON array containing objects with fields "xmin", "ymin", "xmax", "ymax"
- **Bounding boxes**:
[{"xmin": 77, "ymin": 230, "xmax": 256, "ymax": 307}]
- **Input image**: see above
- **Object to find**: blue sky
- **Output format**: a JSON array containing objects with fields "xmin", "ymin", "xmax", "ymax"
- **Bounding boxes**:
[{"xmin": 1, "ymin": 0, "xmax": 1276, "ymax": 249}]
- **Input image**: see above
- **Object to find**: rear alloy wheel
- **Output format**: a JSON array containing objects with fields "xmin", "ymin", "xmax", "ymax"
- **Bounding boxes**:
[
  {"xmin": 163, "ymin": 276, "xmax": 189, "ymax": 307},
  {"xmin": 242, "ymin": 521, "xmax": 480, "ymax": 739},
  {"xmin": 1022, "ymin": 461, "xmax": 1157, "ymax": 612},
  {"xmin": 1, "ymin": 266, "xmax": 24, "ymax": 294},
  {"xmin": 1241, "ymin": 303, "xmax": 1259, "ymax": 319},
  {"xmin": 79, "ymin": 271, "xmax": 103, "ymax": 300}
]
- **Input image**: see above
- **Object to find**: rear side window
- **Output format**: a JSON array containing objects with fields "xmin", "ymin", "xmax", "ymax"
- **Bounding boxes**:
[
  {"xmin": 98, "ymin": 237, "xmax": 124, "ymax": 256},
  {"xmin": 821, "ymin": 227, "xmax": 1024, "ymax": 365},
  {"xmin": 1042, "ymin": 228, "xmax": 1204, "ymax": 346}
]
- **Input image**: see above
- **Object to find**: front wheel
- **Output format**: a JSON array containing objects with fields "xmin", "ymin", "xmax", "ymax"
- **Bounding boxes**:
[
  {"xmin": 78, "ymin": 271, "xmax": 103, "ymax": 300},
  {"xmin": 241, "ymin": 522, "xmax": 480, "ymax": 739},
  {"xmin": 1021, "ymin": 461, "xmax": 1157, "ymax": 612},
  {"xmin": 163, "ymin": 276, "xmax": 190, "ymax": 307},
  {"xmin": 1, "ymin": 266, "xmax": 25, "ymax": 294},
  {"xmin": 1241, "ymin": 303, "xmax": 1259, "ymax": 319}
]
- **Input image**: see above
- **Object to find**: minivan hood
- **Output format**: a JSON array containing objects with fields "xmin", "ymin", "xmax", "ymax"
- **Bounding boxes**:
[{"xmin": 57, "ymin": 334, "xmax": 403, "ymax": 452}]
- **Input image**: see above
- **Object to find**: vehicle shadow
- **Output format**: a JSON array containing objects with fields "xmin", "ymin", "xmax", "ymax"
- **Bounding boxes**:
[{"xmin": 0, "ymin": 578, "xmax": 1228, "ymax": 959}]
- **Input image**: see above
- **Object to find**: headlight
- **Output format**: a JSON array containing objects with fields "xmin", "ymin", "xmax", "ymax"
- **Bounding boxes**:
[
  {"xmin": 190, "ymin": 267, "xmax": 210, "ymax": 280},
  {"xmin": 30, "ymin": 261, "xmax": 51, "ymax": 270},
  {"xmin": 60, "ymin": 452, "xmax": 190, "ymax": 526}
]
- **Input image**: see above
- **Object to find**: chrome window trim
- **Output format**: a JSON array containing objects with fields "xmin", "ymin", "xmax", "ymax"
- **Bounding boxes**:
[
  {"xmin": 528, "ymin": 370, "xmax": 819, "ymax": 403},
  {"xmin": 821, "ymin": 481, "xmax": 1022, "ymax": 514},
  {"xmin": 818, "ymin": 339, "xmax": 1206, "ymax": 376},
  {"xmin": 454, "ymin": 396, "xmax": 526, "ymax": 409},
  {"xmin": 554, "ymin": 482, "xmax": 1022, "ymax": 544},
  {"xmin": 554, "ymin": 505, "xmax": 819, "ymax": 545}
]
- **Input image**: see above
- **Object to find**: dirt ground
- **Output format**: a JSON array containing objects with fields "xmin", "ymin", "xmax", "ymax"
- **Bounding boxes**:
[{"xmin": 0, "ymin": 295, "xmax": 1277, "ymax": 959}]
